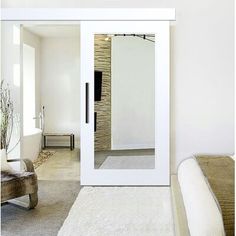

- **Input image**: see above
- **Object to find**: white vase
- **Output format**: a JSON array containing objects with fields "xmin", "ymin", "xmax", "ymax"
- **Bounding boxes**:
[{"xmin": 0, "ymin": 149, "xmax": 13, "ymax": 172}]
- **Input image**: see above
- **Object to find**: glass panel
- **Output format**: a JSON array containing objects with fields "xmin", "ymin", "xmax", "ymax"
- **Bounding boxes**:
[{"xmin": 94, "ymin": 33, "xmax": 155, "ymax": 169}]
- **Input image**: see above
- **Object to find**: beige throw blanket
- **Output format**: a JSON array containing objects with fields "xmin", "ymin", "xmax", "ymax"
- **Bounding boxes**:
[{"xmin": 196, "ymin": 156, "xmax": 234, "ymax": 236}]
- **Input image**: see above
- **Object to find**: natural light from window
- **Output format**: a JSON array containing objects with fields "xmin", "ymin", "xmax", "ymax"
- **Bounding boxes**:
[
  {"xmin": 13, "ymin": 64, "xmax": 20, "ymax": 87},
  {"xmin": 23, "ymin": 44, "xmax": 36, "ymax": 134}
]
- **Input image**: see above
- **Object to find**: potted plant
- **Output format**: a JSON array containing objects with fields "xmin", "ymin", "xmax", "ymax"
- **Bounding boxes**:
[{"xmin": 0, "ymin": 80, "xmax": 14, "ymax": 170}]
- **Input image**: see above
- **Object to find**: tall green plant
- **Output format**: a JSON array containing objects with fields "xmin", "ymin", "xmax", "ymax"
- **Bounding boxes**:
[{"xmin": 0, "ymin": 80, "xmax": 13, "ymax": 151}]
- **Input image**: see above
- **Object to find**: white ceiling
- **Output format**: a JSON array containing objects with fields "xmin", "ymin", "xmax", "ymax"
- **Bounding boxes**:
[{"xmin": 24, "ymin": 25, "xmax": 80, "ymax": 38}]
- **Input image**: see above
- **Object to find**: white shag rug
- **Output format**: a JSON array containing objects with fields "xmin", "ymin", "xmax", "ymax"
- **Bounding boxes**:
[
  {"xmin": 58, "ymin": 187, "xmax": 174, "ymax": 236},
  {"xmin": 100, "ymin": 155, "xmax": 155, "ymax": 169}
]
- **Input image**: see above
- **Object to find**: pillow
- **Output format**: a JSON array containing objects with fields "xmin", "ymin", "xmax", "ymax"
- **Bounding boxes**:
[{"xmin": 1, "ymin": 149, "xmax": 14, "ymax": 172}]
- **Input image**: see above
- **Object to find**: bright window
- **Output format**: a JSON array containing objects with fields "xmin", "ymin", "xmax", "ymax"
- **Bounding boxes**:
[{"xmin": 23, "ymin": 44, "xmax": 36, "ymax": 134}]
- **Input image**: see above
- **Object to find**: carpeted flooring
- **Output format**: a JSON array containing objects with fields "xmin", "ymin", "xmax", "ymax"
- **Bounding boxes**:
[
  {"xmin": 1, "ymin": 180, "xmax": 81, "ymax": 236},
  {"xmin": 58, "ymin": 187, "xmax": 174, "ymax": 236},
  {"xmin": 100, "ymin": 155, "xmax": 155, "ymax": 169}
]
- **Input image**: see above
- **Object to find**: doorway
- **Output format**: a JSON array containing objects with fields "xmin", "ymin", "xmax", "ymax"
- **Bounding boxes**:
[{"xmin": 21, "ymin": 23, "xmax": 81, "ymax": 181}]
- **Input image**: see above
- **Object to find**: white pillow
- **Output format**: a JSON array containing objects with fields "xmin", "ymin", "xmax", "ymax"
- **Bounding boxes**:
[{"xmin": 1, "ymin": 149, "xmax": 14, "ymax": 172}]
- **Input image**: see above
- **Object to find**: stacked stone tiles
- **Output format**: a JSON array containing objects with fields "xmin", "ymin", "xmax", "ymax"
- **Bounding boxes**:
[{"xmin": 94, "ymin": 35, "xmax": 111, "ymax": 151}]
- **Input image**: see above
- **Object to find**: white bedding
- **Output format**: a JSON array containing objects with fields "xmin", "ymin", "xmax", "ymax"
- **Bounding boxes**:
[{"xmin": 178, "ymin": 157, "xmax": 225, "ymax": 236}]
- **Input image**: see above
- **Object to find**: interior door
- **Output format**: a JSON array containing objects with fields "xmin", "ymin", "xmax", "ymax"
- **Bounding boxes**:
[{"xmin": 80, "ymin": 21, "xmax": 170, "ymax": 185}]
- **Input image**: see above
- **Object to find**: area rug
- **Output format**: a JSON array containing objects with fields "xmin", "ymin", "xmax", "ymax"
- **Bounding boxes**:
[
  {"xmin": 100, "ymin": 155, "xmax": 155, "ymax": 169},
  {"xmin": 58, "ymin": 187, "xmax": 174, "ymax": 236},
  {"xmin": 1, "ymin": 180, "xmax": 80, "ymax": 236},
  {"xmin": 33, "ymin": 150, "xmax": 56, "ymax": 169}
]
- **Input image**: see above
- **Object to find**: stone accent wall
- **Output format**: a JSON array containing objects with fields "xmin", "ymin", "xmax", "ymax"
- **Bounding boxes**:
[{"xmin": 94, "ymin": 35, "xmax": 111, "ymax": 151}]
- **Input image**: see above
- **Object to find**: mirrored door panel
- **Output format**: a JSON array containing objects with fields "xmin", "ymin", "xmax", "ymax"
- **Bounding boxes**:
[
  {"xmin": 80, "ymin": 21, "xmax": 170, "ymax": 185},
  {"xmin": 93, "ymin": 34, "xmax": 155, "ymax": 169}
]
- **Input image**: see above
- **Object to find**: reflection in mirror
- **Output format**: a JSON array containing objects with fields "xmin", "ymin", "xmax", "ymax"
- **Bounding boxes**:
[{"xmin": 94, "ymin": 34, "xmax": 155, "ymax": 169}]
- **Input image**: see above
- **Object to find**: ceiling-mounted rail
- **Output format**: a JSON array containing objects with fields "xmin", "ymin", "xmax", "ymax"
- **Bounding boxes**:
[
  {"xmin": 1, "ymin": 8, "xmax": 176, "ymax": 21},
  {"xmin": 112, "ymin": 34, "xmax": 155, "ymax": 43}
]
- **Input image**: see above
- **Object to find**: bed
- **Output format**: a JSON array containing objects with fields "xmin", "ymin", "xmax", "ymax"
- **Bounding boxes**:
[{"xmin": 172, "ymin": 155, "xmax": 234, "ymax": 236}]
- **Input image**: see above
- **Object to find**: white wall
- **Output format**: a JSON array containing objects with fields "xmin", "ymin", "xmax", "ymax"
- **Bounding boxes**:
[
  {"xmin": 23, "ymin": 29, "xmax": 41, "ymax": 128},
  {"xmin": 1, "ymin": 22, "xmax": 21, "ymax": 170},
  {"xmin": 169, "ymin": 1, "xmax": 234, "ymax": 170},
  {"xmin": 41, "ymin": 37, "xmax": 80, "ymax": 146},
  {"xmin": 111, "ymin": 36, "xmax": 155, "ymax": 150},
  {"xmin": 2, "ymin": 1, "xmax": 234, "ymax": 172}
]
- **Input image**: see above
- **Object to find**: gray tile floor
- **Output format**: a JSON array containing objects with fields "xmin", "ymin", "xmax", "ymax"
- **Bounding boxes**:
[{"xmin": 36, "ymin": 148, "xmax": 80, "ymax": 181}]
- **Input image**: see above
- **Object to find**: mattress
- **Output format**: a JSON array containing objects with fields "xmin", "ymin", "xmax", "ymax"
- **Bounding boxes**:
[{"xmin": 177, "ymin": 156, "xmax": 234, "ymax": 236}]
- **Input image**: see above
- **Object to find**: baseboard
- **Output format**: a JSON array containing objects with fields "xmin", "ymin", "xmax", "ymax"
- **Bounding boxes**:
[{"xmin": 112, "ymin": 144, "xmax": 155, "ymax": 150}]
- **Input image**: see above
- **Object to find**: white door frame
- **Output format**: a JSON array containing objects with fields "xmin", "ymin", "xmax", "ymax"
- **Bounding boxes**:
[
  {"xmin": 81, "ymin": 21, "xmax": 170, "ymax": 186},
  {"xmin": 2, "ymin": 8, "xmax": 175, "ymax": 185}
]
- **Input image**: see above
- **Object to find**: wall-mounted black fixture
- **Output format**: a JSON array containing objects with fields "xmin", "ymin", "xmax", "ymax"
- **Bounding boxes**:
[
  {"xmin": 94, "ymin": 112, "xmax": 97, "ymax": 132},
  {"xmin": 94, "ymin": 71, "xmax": 102, "ymax": 101}
]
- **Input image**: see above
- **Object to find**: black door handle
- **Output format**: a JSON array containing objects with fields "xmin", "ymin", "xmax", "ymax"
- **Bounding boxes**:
[{"xmin": 85, "ymin": 83, "xmax": 89, "ymax": 123}]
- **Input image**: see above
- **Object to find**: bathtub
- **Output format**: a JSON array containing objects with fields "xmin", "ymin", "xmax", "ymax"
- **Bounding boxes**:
[{"xmin": 23, "ymin": 128, "xmax": 42, "ymax": 162}]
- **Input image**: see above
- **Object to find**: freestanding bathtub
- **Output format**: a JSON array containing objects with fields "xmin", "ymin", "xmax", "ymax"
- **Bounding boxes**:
[{"xmin": 23, "ymin": 128, "xmax": 42, "ymax": 162}]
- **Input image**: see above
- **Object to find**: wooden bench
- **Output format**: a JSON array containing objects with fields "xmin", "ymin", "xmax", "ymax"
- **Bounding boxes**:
[{"xmin": 43, "ymin": 133, "xmax": 75, "ymax": 150}]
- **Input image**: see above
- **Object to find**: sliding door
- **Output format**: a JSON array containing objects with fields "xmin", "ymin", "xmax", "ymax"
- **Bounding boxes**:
[{"xmin": 80, "ymin": 21, "xmax": 170, "ymax": 185}]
